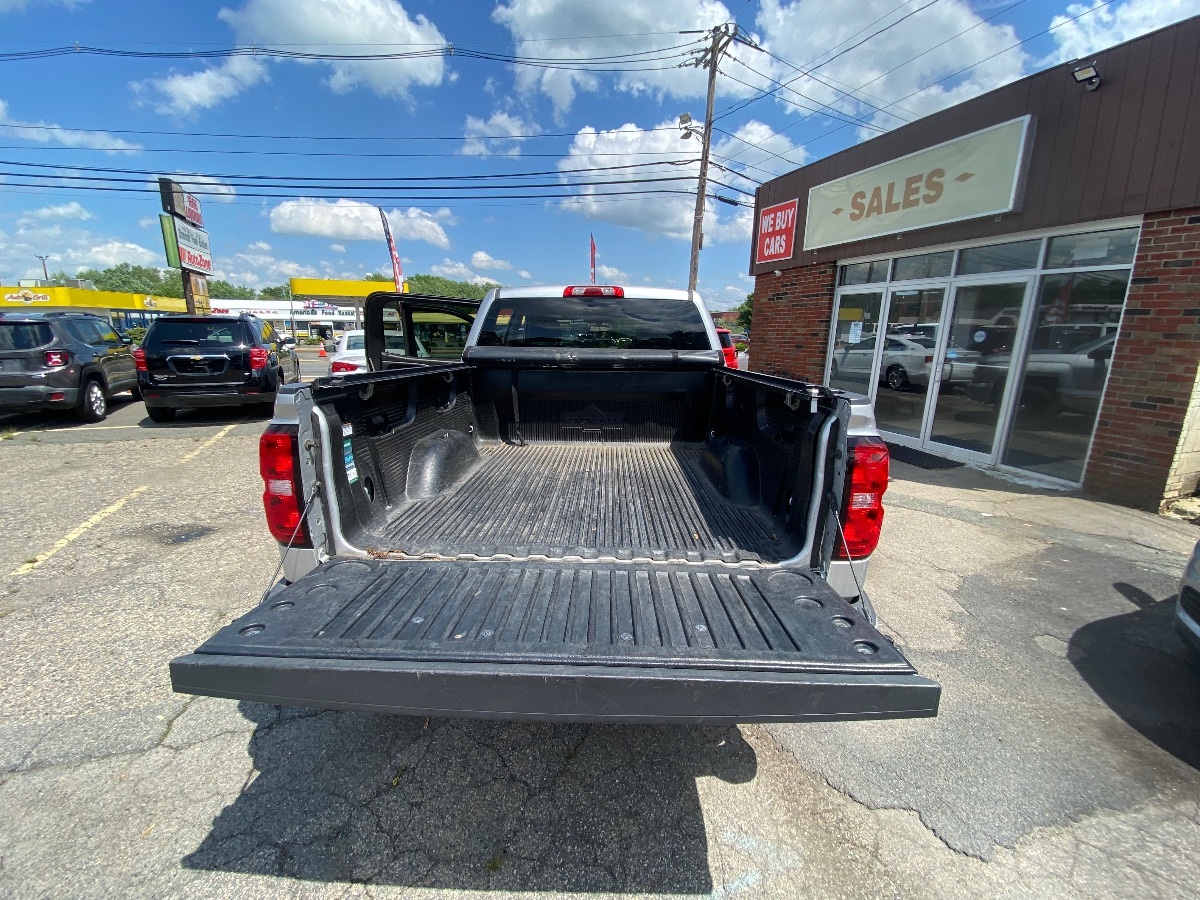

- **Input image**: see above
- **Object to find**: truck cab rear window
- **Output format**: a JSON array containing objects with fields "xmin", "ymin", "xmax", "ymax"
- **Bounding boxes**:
[{"xmin": 478, "ymin": 297, "xmax": 710, "ymax": 350}]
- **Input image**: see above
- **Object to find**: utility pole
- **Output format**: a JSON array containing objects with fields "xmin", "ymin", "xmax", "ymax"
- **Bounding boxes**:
[
  {"xmin": 685, "ymin": 24, "xmax": 735, "ymax": 295},
  {"xmin": 35, "ymin": 255, "xmax": 50, "ymax": 281}
]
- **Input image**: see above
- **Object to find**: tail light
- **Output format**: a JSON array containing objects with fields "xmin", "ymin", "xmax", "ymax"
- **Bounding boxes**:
[
  {"xmin": 722, "ymin": 347, "xmax": 737, "ymax": 367},
  {"xmin": 330, "ymin": 360, "xmax": 360, "ymax": 373},
  {"xmin": 259, "ymin": 424, "xmax": 312, "ymax": 547},
  {"xmin": 833, "ymin": 436, "xmax": 888, "ymax": 560},
  {"xmin": 44, "ymin": 350, "xmax": 69, "ymax": 367},
  {"xmin": 249, "ymin": 347, "xmax": 269, "ymax": 370},
  {"xmin": 925, "ymin": 355, "xmax": 933, "ymax": 364},
  {"xmin": 132, "ymin": 347, "xmax": 147, "ymax": 372}
]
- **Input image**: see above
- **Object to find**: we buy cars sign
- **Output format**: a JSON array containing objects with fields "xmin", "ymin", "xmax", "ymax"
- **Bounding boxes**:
[{"xmin": 756, "ymin": 198, "xmax": 799, "ymax": 265}]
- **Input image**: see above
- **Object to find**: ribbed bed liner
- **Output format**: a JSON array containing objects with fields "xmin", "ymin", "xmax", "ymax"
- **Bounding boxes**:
[{"xmin": 370, "ymin": 443, "xmax": 796, "ymax": 563}]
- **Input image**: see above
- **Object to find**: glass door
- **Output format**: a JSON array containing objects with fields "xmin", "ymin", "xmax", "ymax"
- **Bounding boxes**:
[
  {"xmin": 873, "ymin": 287, "xmax": 946, "ymax": 439},
  {"xmin": 926, "ymin": 280, "xmax": 1032, "ymax": 460},
  {"xmin": 828, "ymin": 291, "xmax": 884, "ymax": 395}
]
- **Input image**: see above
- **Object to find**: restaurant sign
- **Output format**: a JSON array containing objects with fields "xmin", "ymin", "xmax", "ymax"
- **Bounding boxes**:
[{"xmin": 803, "ymin": 116, "xmax": 1034, "ymax": 251}]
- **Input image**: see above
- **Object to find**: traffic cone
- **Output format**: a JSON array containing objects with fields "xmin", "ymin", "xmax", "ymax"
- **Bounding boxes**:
[{"xmin": 318, "ymin": 344, "xmax": 327, "ymax": 358}]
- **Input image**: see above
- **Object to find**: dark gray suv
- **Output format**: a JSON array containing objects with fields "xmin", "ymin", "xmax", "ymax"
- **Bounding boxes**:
[{"xmin": 0, "ymin": 312, "xmax": 139, "ymax": 423}]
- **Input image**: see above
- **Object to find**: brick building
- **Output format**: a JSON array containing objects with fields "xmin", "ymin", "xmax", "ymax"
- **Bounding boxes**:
[{"xmin": 748, "ymin": 16, "xmax": 1200, "ymax": 511}]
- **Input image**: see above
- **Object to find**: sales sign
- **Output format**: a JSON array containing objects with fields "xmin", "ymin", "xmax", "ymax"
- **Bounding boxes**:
[{"xmin": 756, "ymin": 198, "xmax": 799, "ymax": 265}]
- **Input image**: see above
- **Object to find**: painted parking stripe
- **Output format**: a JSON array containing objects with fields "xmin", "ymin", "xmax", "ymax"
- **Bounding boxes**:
[
  {"xmin": 9, "ymin": 485, "xmax": 150, "ymax": 576},
  {"xmin": 179, "ymin": 420, "xmax": 242, "ymax": 462}
]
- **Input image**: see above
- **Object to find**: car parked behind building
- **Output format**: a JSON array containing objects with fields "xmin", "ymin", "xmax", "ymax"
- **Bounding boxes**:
[
  {"xmin": 135, "ymin": 313, "xmax": 300, "ymax": 422},
  {"xmin": 0, "ymin": 311, "xmax": 138, "ymax": 422},
  {"xmin": 1176, "ymin": 540, "xmax": 1200, "ymax": 658}
]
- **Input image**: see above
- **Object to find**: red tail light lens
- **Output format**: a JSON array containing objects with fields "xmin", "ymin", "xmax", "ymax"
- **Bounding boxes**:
[
  {"xmin": 330, "ymin": 360, "xmax": 360, "ymax": 373},
  {"xmin": 249, "ymin": 347, "xmax": 269, "ymax": 370},
  {"xmin": 563, "ymin": 285, "xmax": 624, "ymax": 297},
  {"xmin": 132, "ymin": 347, "xmax": 147, "ymax": 372},
  {"xmin": 722, "ymin": 347, "xmax": 737, "ymax": 367},
  {"xmin": 259, "ymin": 424, "xmax": 312, "ymax": 547},
  {"xmin": 834, "ymin": 436, "xmax": 888, "ymax": 560},
  {"xmin": 925, "ymin": 355, "xmax": 933, "ymax": 364},
  {"xmin": 44, "ymin": 350, "xmax": 69, "ymax": 367}
]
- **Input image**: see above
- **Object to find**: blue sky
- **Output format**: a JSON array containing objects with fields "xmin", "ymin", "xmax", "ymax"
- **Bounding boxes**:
[{"xmin": 0, "ymin": 0, "xmax": 1196, "ymax": 310}]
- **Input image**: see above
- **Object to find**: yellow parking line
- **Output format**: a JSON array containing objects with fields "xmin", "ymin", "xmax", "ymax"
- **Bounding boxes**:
[
  {"xmin": 178, "ymin": 420, "xmax": 242, "ymax": 462},
  {"xmin": 9, "ymin": 485, "xmax": 150, "ymax": 576}
]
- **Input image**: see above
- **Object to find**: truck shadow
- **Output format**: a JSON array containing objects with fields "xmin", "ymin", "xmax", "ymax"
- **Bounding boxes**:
[
  {"xmin": 1069, "ymin": 582, "xmax": 1200, "ymax": 770},
  {"xmin": 183, "ymin": 705, "xmax": 756, "ymax": 892}
]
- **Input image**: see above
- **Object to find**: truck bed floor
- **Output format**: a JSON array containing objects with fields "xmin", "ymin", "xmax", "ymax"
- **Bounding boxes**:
[{"xmin": 369, "ymin": 443, "xmax": 796, "ymax": 563}]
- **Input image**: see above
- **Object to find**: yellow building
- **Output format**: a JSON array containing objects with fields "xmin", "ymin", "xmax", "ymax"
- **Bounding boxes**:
[{"xmin": 0, "ymin": 284, "xmax": 188, "ymax": 331}]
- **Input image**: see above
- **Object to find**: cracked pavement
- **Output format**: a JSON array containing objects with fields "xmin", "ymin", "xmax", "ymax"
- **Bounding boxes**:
[{"xmin": 1, "ymin": 421, "xmax": 1199, "ymax": 898}]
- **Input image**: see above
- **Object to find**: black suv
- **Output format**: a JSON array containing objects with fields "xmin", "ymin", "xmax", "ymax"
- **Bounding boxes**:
[
  {"xmin": 0, "ymin": 312, "xmax": 138, "ymax": 422},
  {"xmin": 137, "ymin": 313, "xmax": 301, "ymax": 422}
]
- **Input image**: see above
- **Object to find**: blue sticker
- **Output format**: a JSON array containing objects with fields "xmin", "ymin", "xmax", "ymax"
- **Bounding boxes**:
[{"xmin": 343, "ymin": 437, "xmax": 358, "ymax": 484}]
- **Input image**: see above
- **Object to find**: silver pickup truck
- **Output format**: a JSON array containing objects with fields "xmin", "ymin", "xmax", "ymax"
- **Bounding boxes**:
[{"xmin": 172, "ymin": 286, "xmax": 939, "ymax": 723}]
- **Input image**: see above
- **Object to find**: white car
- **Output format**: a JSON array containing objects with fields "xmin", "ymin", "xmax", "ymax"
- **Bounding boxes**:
[
  {"xmin": 833, "ymin": 332, "xmax": 979, "ymax": 391},
  {"xmin": 1176, "ymin": 540, "xmax": 1200, "ymax": 658},
  {"xmin": 328, "ymin": 330, "xmax": 366, "ymax": 375}
]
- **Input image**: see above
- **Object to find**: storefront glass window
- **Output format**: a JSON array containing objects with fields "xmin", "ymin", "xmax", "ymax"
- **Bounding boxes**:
[
  {"xmin": 839, "ymin": 260, "xmax": 890, "ymax": 286},
  {"xmin": 1002, "ymin": 271, "xmax": 1130, "ymax": 482},
  {"xmin": 1044, "ymin": 228, "xmax": 1138, "ymax": 269},
  {"xmin": 874, "ymin": 289, "xmax": 946, "ymax": 438},
  {"xmin": 828, "ymin": 292, "xmax": 883, "ymax": 394},
  {"xmin": 956, "ymin": 239, "xmax": 1041, "ymax": 275},
  {"xmin": 892, "ymin": 251, "xmax": 953, "ymax": 281}
]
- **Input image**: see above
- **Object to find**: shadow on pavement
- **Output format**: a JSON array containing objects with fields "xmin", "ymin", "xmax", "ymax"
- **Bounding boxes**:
[
  {"xmin": 135, "ymin": 407, "xmax": 271, "ymax": 429},
  {"xmin": 184, "ymin": 705, "xmax": 756, "ymax": 892},
  {"xmin": 1069, "ymin": 582, "xmax": 1200, "ymax": 770}
]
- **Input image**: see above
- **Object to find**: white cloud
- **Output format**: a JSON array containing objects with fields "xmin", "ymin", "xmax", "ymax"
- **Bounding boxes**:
[
  {"xmin": 329, "ymin": 243, "xmax": 346, "ymax": 253},
  {"xmin": 248, "ymin": 240, "xmax": 271, "ymax": 251},
  {"xmin": 595, "ymin": 263, "xmax": 628, "ymax": 282},
  {"xmin": 0, "ymin": 0, "xmax": 86, "ymax": 11},
  {"xmin": 136, "ymin": 0, "xmax": 448, "ymax": 115},
  {"xmin": 137, "ymin": 216, "xmax": 155, "ymax": 229},
  {"xmin": 134, "ymin": 56, "xmax": 269, "ymax": 117},
  {"xmin": 81, "ymin": 240, "xmax": 159, "ymax": 268},
  {"xmin": 712, "ymin": 120, "xmax": 808, "ymax": 182},
  {"xmin": 461, "ymin": 111, "xmax": 538, "ymax": 156},
  {"xmin": 0, "ymin": 216, "xmax": 162, "ymax": 280},
  {"xmin": 557, "ymin": 120, "xmax": 748, "ymax": 243},
  {"xmin": 0, "ymin": 99, "xmax": 140, "ymax": 154},
  {"xmin": 753, "ymin": 0, "xmax": 1030, "ymax": 135},
  {"xmin": 269, "ymin": 199, "xmax": 452, "ymax": 248},
  {"xmin": 517, "ymin": 269, "xmax": 532, "ymax": 279},
  {"xmin": 429, "ymin": 259, "xmax": 474, "ymax": 280},
  {"xmin": 212, "ymin": 249, "xmax": 319, "ymax": 288},
  {"xmin": 1046, "ymin": 0, "xmax": 1197, "ymax": 64},
  {"xmin": 492, "ymin": 0, "xmax": 752, "ymax": 118},
  {"xmin": 470, "ymin": 250, "xmax": 513, "ymax": 271},
  {"xmin": 158, "ymin": 172, "xmax": 238, "ymax": 203},
  {"xmin": 17, "ymin": 201, "xmax": 93, "ymax": 224}
]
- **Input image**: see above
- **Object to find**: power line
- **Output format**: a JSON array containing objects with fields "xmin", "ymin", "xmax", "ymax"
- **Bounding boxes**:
[
  {"xmin": 720, "ymin": 60, "xmax": 889, "ymax": 134},
  {"xmin": 0, "ymin": 144, "xmax": 699, "ymax": 159}
]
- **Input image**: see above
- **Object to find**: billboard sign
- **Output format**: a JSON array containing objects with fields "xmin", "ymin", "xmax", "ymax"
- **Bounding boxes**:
[
  {"xmin": 174, "ymin": 218, "xmax": 213, "ymax": 275},
  {"xmin": 158, "ymin": 177, "xmax": 204, "ymax": 228}
]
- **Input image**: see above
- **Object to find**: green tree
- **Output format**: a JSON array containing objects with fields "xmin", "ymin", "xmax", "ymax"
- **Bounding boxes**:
[
  {"xmin": 76, "ymin": 263, "xmax": 183, "ymax": 297},
  {"xmin": 207, "ymin": 279, "xmax": 256, "ymax": 299},
  {"xmin": 259, "ymin": 283, "xmax": 291, "ymax": 299},
  {"xmin": 406, "ymin": 273, "xmax": 498, "ymax": 300},
  {"xmin": 363, "ymin": 272, "xmax": 391, "ymax": 282},
  {"xmin": 736, "ymin": 294, "xmax": 753, "ymax": 333}
]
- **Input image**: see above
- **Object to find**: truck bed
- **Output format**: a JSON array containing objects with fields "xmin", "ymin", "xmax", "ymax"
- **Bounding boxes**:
[{"xmin": 368, "ymin": 443, "xmax": 796, "ymax": 564}]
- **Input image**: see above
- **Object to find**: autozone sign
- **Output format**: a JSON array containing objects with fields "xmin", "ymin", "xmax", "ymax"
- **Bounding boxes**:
[
  {"xmin": 173, "ymin": 218, "xmax": 213, "ymax": 275},
  {"xmin": 755, "ymin": 198, "xmax": 799, "ymax": 265}
]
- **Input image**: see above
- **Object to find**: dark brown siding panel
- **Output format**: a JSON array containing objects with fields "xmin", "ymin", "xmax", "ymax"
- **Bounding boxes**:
[{"xmin": 751, "ymin": 16, "xmax": 1200, "ymax": 275}]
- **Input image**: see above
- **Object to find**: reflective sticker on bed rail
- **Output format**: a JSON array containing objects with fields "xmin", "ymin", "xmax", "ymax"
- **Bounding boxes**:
[{"xmin": 343, "ymin": 437, "xmax": 358, "ymax": 484}]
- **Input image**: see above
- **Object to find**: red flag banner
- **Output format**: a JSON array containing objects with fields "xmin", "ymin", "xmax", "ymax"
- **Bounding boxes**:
[
  {"xmin": 590, "ymin": 233, "xmax": 596, "ymax": 285},
  {"xmin": 379, "ymin": 208, "xmax": 404, "ymax": 292}
]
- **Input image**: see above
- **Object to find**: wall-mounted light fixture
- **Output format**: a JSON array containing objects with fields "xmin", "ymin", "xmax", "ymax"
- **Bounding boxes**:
[{"xmin": 1072, "ymin": 62, "xmax": 1101, "ymax": 91}]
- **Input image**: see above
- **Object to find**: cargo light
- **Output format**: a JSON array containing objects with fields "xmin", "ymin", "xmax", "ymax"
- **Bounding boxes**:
[
  {"xmin": 259, "ymin": 425, "xmax": 312, "ymax": 547},
  {"xmin": 249, "ymin": 347, "xmax": 269, "ymax": 370},
  {"xmin": 834, "ymin": 436, "xmax": 889, "ymax": 560},
  {"xmin": 132, "ymin": 347, "xmax": 147, "ymax": 372},
  {"xmin": 564, "ymin": 285, "xmax": 624, "ymax": 298},
  {"xmin": 44, "ymin": 350, "xmax": 69, "ymax": 367}
]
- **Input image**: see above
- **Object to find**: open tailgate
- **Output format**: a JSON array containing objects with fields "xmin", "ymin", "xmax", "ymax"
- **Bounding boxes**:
[{"xmin": 171, "ymin": 559, "xmax": 939, "ymax": 724}]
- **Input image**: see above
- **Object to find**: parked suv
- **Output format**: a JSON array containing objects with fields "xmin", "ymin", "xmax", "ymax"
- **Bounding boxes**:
[
  {"xmin": 0, "ymin": 312, "xmax": 138, "ymax": 422},
  {"xmin": 136, "ymin": 313, "xmax": 300, "ymax": 422}
]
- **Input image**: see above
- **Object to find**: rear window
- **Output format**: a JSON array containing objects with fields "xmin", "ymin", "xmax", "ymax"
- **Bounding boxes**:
[
  {"xmin": 477, "ymin": 296, "xmax": 710, "ymax": 350},
  {"xmin": 717, "ymin": 331, "xmax": 734, "ymax": 349},
  {"xmin": 145, "ymin": 319, "xmax": 251, "ymax": 351},
  {"xmin": 0, "ymin": 322, "xmax": 53, "ymax": 350},
  {"xmin": 345, "ymin": 334, "xmax": 365, "ymax": 351}
]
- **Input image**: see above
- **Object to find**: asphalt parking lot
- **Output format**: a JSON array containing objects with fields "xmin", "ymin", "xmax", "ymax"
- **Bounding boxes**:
[{"xmin": 0, "ymin": 395, "xmax": 1198, "ymax": 898}]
